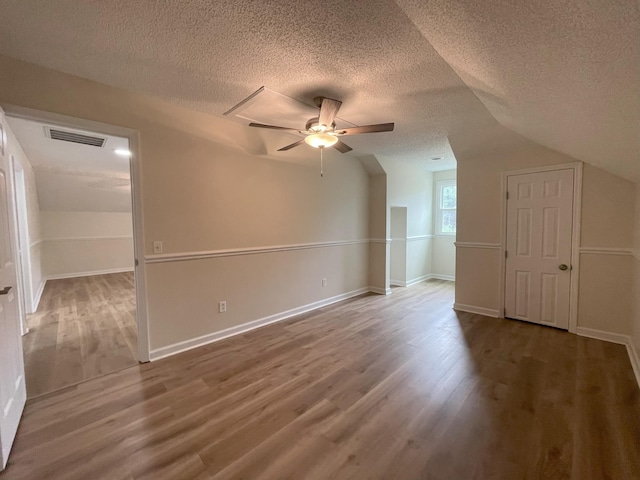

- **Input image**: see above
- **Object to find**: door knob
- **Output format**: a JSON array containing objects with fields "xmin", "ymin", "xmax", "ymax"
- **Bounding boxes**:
[
  {"xmin": 0, "ymin": 286, "xmax": 12, "ymax": 295},
  {"xmin": 558, "ymin": 264, "xmax": 569, "ymax": 271}
]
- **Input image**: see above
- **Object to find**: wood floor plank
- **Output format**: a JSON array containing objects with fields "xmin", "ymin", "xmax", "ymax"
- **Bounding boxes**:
[
  {"xmin": 2, "ymin": 279, "xmax": 639, "ymax": 479},
  {"xmin": 23, "ymin": 272, "xmax": 138, "ymax": 398}
]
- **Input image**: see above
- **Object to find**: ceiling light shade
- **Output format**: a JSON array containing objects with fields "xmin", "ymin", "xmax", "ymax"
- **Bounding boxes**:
[{"xmin": 304, "ymin": 133, "xmax": 338, "ymax": 149}]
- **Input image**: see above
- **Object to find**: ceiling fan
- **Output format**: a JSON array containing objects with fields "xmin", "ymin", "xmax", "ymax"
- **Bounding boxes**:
[{"xmin": 248, "ymin": 96, "xmax": 394, "ymax": 153}]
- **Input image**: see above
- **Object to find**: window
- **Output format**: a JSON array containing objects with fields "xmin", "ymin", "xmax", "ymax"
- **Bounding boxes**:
[{"xmin": 436, "ymin": 180, "xmax": 456, "ymax": 235}]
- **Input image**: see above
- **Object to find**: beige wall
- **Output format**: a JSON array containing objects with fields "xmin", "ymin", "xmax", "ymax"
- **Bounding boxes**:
[
  {"xmin": 390, "ymin": 207, "xmax": 407, "ymax": 285},
  {"xmin": 40, "ymin": 211, "xmax": 134, "ymax": 279},
  {"xmin": 432, "ymin": 169, "xmax": 456, "ymax": 279},
  {"xmin": 0, "ymin": 54, "xmax": 371, "ymax": 354},
  {"xmin": 381, "ymin": 158, "xmax": 433, "ymax": 284},
  {"xmin": 577, "ymin": 166, "xmax": 635, "ymax": 335},
  {"xmin": 632, "ymin": 186, "xmax": 640, "ymax": 355},
  {"xmin": 451, "ymin": 125, "xmax": 636, "ymax": 335},
  {"xmin": 4, "ymin": 123, "xmax": 43, "ymax": 313},
  {"xmin": 368, "ymin": 174, "xmax": 388, "ymax": 292}
]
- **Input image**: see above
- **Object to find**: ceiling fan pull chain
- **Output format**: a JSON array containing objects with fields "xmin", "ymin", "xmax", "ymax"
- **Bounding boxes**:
[{"xmin": 320, "ymin": 148, "xmax": 324, "ymax": 177}]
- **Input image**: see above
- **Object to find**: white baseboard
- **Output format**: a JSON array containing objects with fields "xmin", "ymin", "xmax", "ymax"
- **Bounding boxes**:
[
  {"xmin": 150, "ymin": 287, "xmax": 371, "ymax": 361},
  {"xmin": 391, "ymin": 274, "xmax": 455, "ymax": 288},
  {"xmin": 453, "ymin": 303, "xmax": 501, "ymax": 318},
  {"xmin": 31, "ymin": 279, "xmax": 46, "ymax": 313},
  {"xmin": 429, "ymin": 274, "xmax": 455, "ymax": 282},
  {"xmin": 406, "ymin": 274, "xmax": 432, "ymax": 287},
  {"xmin": 46, "ymin": 267, "xmax": 134, "ymax": 281},
  {"xmin": 575, "ymin": 327, "xmax": 629, "ymax": 345},
  {"xmin": 627, "ymin": 341, "xmax": 640, "ymax": 391},
  {"xmin": 369, "ymin": 286, "xmax": 391, "ymax": 295},
  {"xmin": 576, "ymin": 327, "xmax": 640, "ymax": 390}
]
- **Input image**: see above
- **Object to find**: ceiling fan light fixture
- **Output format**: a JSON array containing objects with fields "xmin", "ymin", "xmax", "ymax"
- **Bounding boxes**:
[{"xmin": 304, "ymin": 132, "xmax": 338, "ymax": 149}]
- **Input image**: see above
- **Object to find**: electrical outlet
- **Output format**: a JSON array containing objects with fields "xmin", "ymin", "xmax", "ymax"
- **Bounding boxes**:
[
  {"xmin": 219, "ymin": 301, "xmax": 227, "ymax": 313},
  {"xmin": 153, "ymin": 241, "xmax": 163, "ymax": 254},
  {"xmin": 322, "ymin": 278, "xmax": 327, "ymax": 287}
]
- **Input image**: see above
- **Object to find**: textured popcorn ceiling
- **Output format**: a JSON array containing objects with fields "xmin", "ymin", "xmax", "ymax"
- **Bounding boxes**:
[
  {"xmin": 396, "ymin": 0, "xmax": 640, "ymax": 181},
  {"xmin": 0, "ymin": 1, "xmax": 637, "ymax": 180}
]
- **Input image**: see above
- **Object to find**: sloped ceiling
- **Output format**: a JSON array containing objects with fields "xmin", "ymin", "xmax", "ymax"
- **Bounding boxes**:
[
  {"xmin": 0, "ymin": 1, "xmax": 637, "ymax": 180},
  {"xmin": 7, "ymin": 117, "xmax": 132, "ymax": 212},
  {"xmin": 396, "ymin": 0, "xmax": 640, "ymax": 181}
]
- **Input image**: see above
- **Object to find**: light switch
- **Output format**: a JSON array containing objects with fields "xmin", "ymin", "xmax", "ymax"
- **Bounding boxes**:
[{"xmin": 153, "ymin": 241, "xmax": 163, "ymax": 254}]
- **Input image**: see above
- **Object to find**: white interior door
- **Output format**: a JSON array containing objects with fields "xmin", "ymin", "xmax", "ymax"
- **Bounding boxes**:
[
  {"xmin": 505, "ymin": 168, "xmax": 574, "ymax": 329},
  {"xmin": 0, "ymin": 110, "xmax": 26, "ymax": 471}
]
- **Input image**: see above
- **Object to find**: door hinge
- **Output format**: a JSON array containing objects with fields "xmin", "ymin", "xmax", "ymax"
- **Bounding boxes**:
[
  {"xmin": 135, "ymin": 258, "xmax": 139, "ymax": 267},
  {"xmin": 506, "ymin": 191, "xmax": 509, "ymax": 200},
  {"xmin": 505, "ymin": 250, "xmax": 508, "ymax": 258}
]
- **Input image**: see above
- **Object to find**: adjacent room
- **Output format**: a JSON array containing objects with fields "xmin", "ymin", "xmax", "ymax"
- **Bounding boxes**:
[
  {"xmin": 4, "ymin": 116, "xmax": 138, "ymax": 398},
  {"xmin": 0, "ymin": 1, "xmax": 638, "ymax": 479}
]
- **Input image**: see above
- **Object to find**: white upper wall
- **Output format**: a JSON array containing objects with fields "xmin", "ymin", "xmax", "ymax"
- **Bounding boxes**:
[{"xmin": 7, "ymin": 117, "xmax": 131, "ymax": 212}]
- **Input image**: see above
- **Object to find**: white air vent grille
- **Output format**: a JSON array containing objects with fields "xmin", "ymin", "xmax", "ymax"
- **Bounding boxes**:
[{"xmin": 45, "ymin": 127, "xmax": 106, "ymax": 147}]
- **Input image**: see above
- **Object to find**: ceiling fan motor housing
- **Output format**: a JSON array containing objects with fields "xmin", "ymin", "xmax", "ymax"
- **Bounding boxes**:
[{"xmin": 305, "ymin": 116, "xmax": 335, "ymax": 132}]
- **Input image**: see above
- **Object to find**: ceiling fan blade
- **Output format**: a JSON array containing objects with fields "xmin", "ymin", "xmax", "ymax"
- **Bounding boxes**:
[
  {"xmin": 336, "ymin": 123, "xmax": 395, "ymax": 135},
  {"xmin": 334, "ymin": 140, "xmax": 353, "ymax": 154},
  {"xmin": 319, "ymin": 98, "xmax": 342, "ymax": 127},
  {"xmin": 277, "ymin": 139, "xmax": 306, "ymax": 151},
  {"xmin": 249, "ymin": 123, "xmax": 301, "ymax": 132}
]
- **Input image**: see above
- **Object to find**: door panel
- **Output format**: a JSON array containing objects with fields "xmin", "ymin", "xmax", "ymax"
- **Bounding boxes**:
[
  {"xmin": 0, "ymin": 109, "xmax": 26, "ymax": 471},
  {"xmin": 505, "ymin": 169, "xmax": 574, "ymax": 329}
]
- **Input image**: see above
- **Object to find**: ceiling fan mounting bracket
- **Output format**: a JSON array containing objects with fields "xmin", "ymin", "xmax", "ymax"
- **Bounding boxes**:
[{"xmin": 312, "ymin": 96, "xmax": 326, "ymax": 108}]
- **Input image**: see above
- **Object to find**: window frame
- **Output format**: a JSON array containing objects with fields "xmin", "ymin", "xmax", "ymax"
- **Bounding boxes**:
[{"xmin": 435, "ymin": 179, "xmax": 457, "ymax": 236}]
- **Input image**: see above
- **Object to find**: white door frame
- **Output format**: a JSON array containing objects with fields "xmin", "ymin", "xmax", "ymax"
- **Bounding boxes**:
[
  {"xmin": 8, "ymin": 155, "xmax": 30, "ymax": 333},
  {"xmin": 2, "ymin": 104, "xmax": 150, "ymax": 362},
  {"xmin": 499, "ymin": 162, "xmax": 583, "ymax": 334}
]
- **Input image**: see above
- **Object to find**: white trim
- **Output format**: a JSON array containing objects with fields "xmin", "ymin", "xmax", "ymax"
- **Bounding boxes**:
[
  {"xmin": 576, "ymin": 328, "xmax": 640, "ymax": 390},
  {"xmin": 576, "ymin": 327, "xmax": 629, "ymax": 345},
  {"xmin": 391, "ymin": 275, "xmax": 454, "ymax": 288},
  {"xmin": 46, "ymin": 267, "xmax": 134, "ymax": 281},
  {"xmin": 429, "ymin": 274, "xmax": 455, "ymax": 282},
  {"xmin": 569, "ymin": 164, "xmax": 583, "ymax": 334},
  {"xmin": 32, "ymin": 279, "xmax": 46, "ymax": 313},
  {"xmin": 369, "ymin": 286, "xmax": 391, "ymax": 295},
  {"xmin": 44, "ymin": 236, "xmax": 133, "ymax": 242},
  {"xmin": 435, "ymin": 179, "xmax": 457, "ymax": 236},
  {"xmin": 407, "ymin": 235, "xmax": 433, "ymax": 242},
  {"xmin": 406, "ymin": 274, "xmax": 432, "ymax": 287},
  {"xmin": 3, "ymin": 105, "xmax": 151, "ymax": 363},
  {"xmin": 500, "ymin": 162, "xmax": 585, "ymax": 176},
  {"xmin": 455, "ymin": 242, "xmax": 501, "ymax": 249},
  {"xmin": 500, "ymin": 162, "xmax": 583, "ymax": 332},
  {"xmin": 145, "ymin": 239, "xmax": 370, "ymax": 264},
  {"xmin": 453, "ymin": 303, "xmax": 500, "ymax": 318},
  {"xmin": 628, "ymin": 341, "xmax": 640, "ymax": 391},
  {"xmin": 29, "ymin": 239, "xmax": 43, "ymax": 248},
  {"xmin": 150, "ymin": 287, "xmax": 371, "ymax": 360},
  {"xmin": 390, "ymin": 236, "xmax": 433, "ymax": 242},
  {"xmin": 579, "ymin": 247, "xmax": 633, "ymax": 256},
  {"xmin": 370, "ymin": 238, "xmax": 391, "ymax": 244}
]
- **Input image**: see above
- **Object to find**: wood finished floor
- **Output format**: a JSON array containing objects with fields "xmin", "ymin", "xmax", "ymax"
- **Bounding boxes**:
[
  {"xmin": 3, "ymin": 280, "xmax": 639, "ymax": 479},
  {"xmin": 22, "ymin": 272, "xmax": 138, "ymax": 398}
]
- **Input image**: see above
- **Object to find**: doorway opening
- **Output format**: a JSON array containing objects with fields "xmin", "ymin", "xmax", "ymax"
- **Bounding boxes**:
[{"xmin": 3, "ymin": 109, "xmax": 148, "ymax": 398}]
